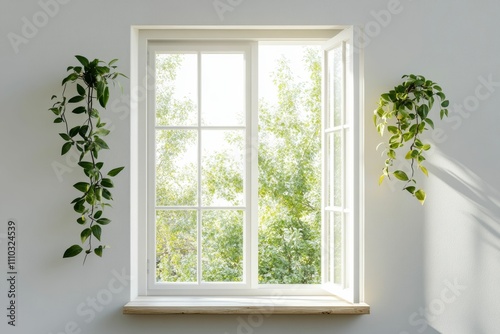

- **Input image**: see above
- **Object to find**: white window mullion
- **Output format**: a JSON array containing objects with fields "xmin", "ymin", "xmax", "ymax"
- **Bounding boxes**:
[
  {"xmin": 147, "ymin": 49, "xmax": 158, "ymax": 290},
  {"xmin": 249, "ymin": 41, "xmax": 259, "ymax": 289},
  {"xmin": 197, "ymin": 51, "xmax": 203, "ymax": 285}
]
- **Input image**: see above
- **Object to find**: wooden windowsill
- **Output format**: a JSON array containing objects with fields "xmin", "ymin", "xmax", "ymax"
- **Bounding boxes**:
[{"xmin": 123, "ymin": 296, "xmax": 370, "ymax": 315}]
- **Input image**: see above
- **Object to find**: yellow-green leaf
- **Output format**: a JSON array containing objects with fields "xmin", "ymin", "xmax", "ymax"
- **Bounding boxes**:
[
  {"xmin": 415, "ymin": 189, "xmax": 426, "ymax": 205},
  {"xmin": 393, "ymin": 170, "xmax": 409, "ymax": 181},
  {"xmin": 420, "ymin": 165, "xmax": 429, "ymax": 177},
  {"xmin": 378, "ymin": 174, "xmax": 385, "ymax": 185}
]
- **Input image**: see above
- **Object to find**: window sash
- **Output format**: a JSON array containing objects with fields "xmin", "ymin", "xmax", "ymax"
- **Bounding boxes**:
[{"xmin": 147, "ymin": 43, "xmax": 253, "ymax": 290}]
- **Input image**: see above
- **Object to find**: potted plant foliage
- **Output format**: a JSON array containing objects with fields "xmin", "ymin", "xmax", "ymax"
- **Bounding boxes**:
[
  {"xmin": 49, "ymin": 55, "xmax": 126, "ymax": 263},
  {"xmin": 373, "ymin": 74, "xmax": 449, "ymax": 204}
]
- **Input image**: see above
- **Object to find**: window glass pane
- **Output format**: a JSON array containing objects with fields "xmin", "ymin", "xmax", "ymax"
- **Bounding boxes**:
[
  {"xmin": 325, "ymin": 211, "xmax": 343, "ymax": 285},
  {"xmin": 201, "ymin": 54, "xmax": 245, "ymax": 126},
  {"xmin": 333, "ymin": 211, "xmax": 343, "ymax": 285},
  {"xmin": 201, "ymin": 130, "xmax": 244, "ymax": 207},
  {"xmin": 156, "ymin": 53, "xmax": 198, "ymax": 126},
  {"xmin": 156, "ymin": 210, "xmax": 197, "ymax": 282},
  {"xmin": 156, "ymin": 129, "xmax": 198, "ymax": 206},
  {"xmin": 328, "ymin": 45, "xmax": 344, "ymax": 128},
  {"xmin": 258, "ymin": 45, "xmax": 322, "ymax": 284},
  {"xmin": 333, "ymin": 131, "xmax": 343, "ymax": 207},
  {"xmin": 201, "ymin": 210, "xmax": 244, "ymax": 282}
]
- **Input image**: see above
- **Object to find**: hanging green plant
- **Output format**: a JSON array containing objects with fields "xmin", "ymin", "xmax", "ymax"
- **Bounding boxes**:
[
  {"xmin": 49, "ymin": 55, "xmax": 127, "ymax": 263},
  {"xmin": 373, "ymin": 74, "xmax": 449, "ymax": 205}
]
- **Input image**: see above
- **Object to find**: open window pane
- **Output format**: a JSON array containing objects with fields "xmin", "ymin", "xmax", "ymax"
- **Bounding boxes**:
[
  {"xmin": 156, "ymin": 53, "xmax": 198, "ymax": 126},
  {"xmin": 201, "ymin": 210, "xmax": 244, "ymax": 282},
  {"xmin": 156, "ymin": 210, "xmax": 198, "ymax": 283},
  {"xmin": 258, "ymin": 45, "xmax": 322, "ymax": 284}
]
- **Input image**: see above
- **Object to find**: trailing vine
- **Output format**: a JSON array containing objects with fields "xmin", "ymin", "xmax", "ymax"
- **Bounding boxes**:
[
  {"xmin": 374, "ymin": 74, "xmax": 449, "ymax": 205},
  {"xmin": 49, "ymin": 55, "xmax": 126, "ymax": 263}
]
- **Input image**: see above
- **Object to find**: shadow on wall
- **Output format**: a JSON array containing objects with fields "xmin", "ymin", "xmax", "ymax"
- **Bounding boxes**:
[
  {"xmin": 424, "ymin": 148, "xmax": 500, "ymax": 334},
  {"xmin": 428, "ymin": 149, "xmax": 500, "ymax": 251}
]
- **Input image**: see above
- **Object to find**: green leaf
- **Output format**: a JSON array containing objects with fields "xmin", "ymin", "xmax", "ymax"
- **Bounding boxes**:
[
  {"xmin": 94, "ymin": 245, "xmax": 103, "ymax": 257},
  {"xmin": 72, "ymin": 106, "xmax": 86, "ymax": 114},
  {"xmin": 380, "ymin": 93, "xmax": 391, "ymax": 102},
  {"xmin": 101, "ymin": 178, "xmax": 114, "ymax": 188},
  {"xmin": 85, "ymin": 188, "xmax": 95, "ymax": 205},
  {"xmin": 50, "ymin": 107, "xmax": 60, "ymax": 115},
  {"xmin": 94, "ymin": 128, "xmax": 110, "ymax": 136},
  {"xmin": 75, "ymin": 55, "xmax": 89, "ymax": 67},
  {"xmin": 99, "ymin": 86, "xmax": 110, "ymax": 108},
  {"xmin": 393, "ymin": 170, "xmax": 409, "ymax": 181},
  {"xmin": 68, "ymin": 95, "xmax": 85, "ymax": 103},
  {"xmin": 404, "ymin": 186, "xmax": 416, "ymax": 194},
  {"xmin": 94, "ymin": 137, "xmax": 109, "ymax": 149},
  {"xmin": 73, "ymin": 201, "xmax": 85, "ymax": 214},
  {"xmin": 91, "ymin": 225, "xmax": 102, "ymax": 241},
  {"xmin": 78, "ymin": 161, "xmax": 94, "ymax": 171},
  {"xmin": 108, "ymin": 59, "xmax": 118, "ymax": 66},
  {"xmin": 76, "ymin": 84, "xmax": 86, "ymax": 96},
  {"xmin": 378, "ymin": 174, "xmax": 385, "ymax": 185},
  {"xmin": 425, "ymin": 118, "xmax": 434, "ymax": 129},
  {"xmin": 403, "ymin": 132, "xmax": 414, "ymax": 142},
  {"xmin": 415, "ymin": 189, "xmax": 426, "ymax": 205},
  {"xmin": 73, "ymin": 182, "xmax": 89, "ymax": 192},
  {"xmin": 102, "ymin": 188, "xmax": 113, "ymax": 200},
  {"xmin": 62, "ymin": 73, "xmax": 78, "ymax": 85},
  {"xmin": 441, "ymin": 100, "xmax": 449, "ymax": 108},
  {"xmin": 54, "ymin": 117, "xmax": 64, "ymax": 123},
  {"xmin": 107, "ymin": 166, "xmax": 124, "ymax": 177},
  {"xmin": 94, "ymin": 210, "xmax": 102, "ymax": 219},
  {"xmin": 97, "ymin": 218, "xmax": 111, "ymax": 225},
  {"xmin": 81, "ymin": 228, "xmax": 91, "ymax": 243},
  {"xmin": 79, "ymin": 125, "xmax": 89, "ymax": 138},
  {"xmin": 61, "ymin": 142, "xmax": 72, "ymax": 155},
  {"xmin": 63, "ymin": 245, "xmax": 83, "ymax": 258},
  {"xmin": 387, "ymin": 125, "xmax": 398, "ymax": 134},
  {"xmin": 69, "ymin": 126, "xmax": 80, "ymax": 137},
  {"xmin": 77, "ymin": 216, "xmax": 86, "ymax": 225},
  {"xmin": 59, "ymin": 133, "xmax": 71, "ymax": 141}
]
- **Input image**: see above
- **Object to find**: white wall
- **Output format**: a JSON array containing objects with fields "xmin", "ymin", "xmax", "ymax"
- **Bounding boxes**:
[{"xmin": 1, "ymin": 0, "xmax": 499, "ymax": 333}]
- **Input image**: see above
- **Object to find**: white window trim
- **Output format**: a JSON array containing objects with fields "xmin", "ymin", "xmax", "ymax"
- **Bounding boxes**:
[{"xmin": 128, "ymin": 25, "xmax": 366, "ymax": 314}]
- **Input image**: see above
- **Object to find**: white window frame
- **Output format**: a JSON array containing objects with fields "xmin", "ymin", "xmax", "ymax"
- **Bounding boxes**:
[{"xmin": 130, "ymin": 26, "xmax": 364, "ymax": 304}]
